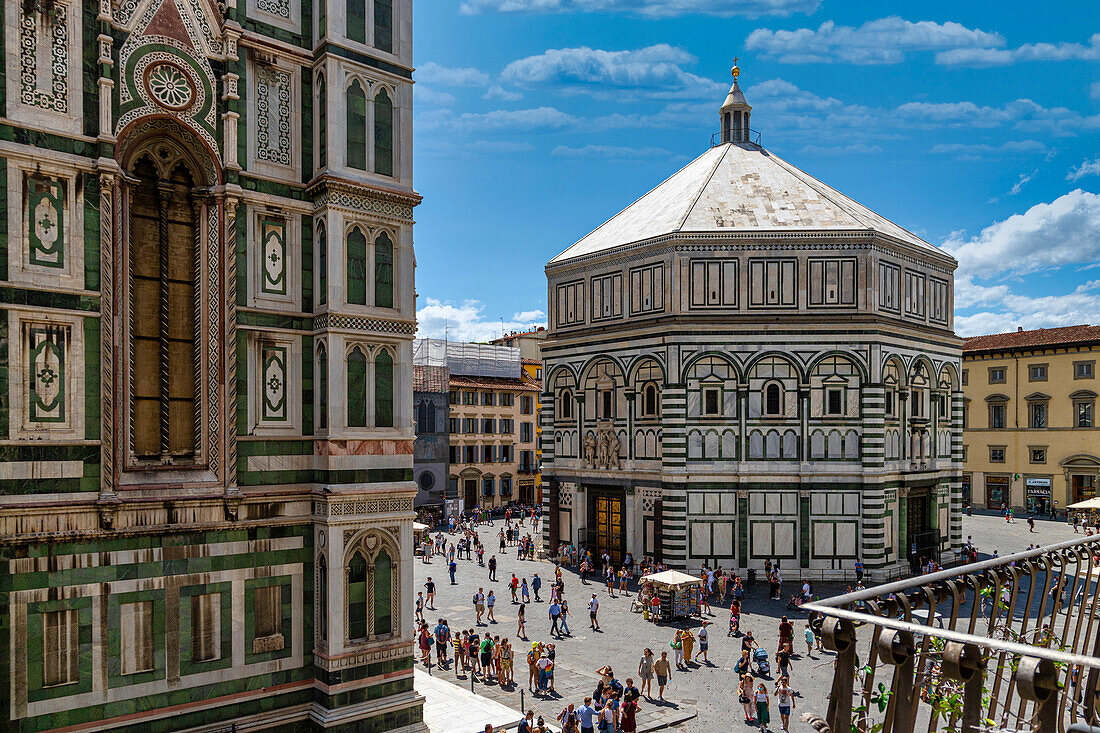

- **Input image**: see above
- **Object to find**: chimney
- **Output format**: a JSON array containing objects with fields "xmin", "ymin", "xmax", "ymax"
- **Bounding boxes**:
[{"xmin": 1017, "ymin": 327, "xmax": 1023, "ymax": 332}]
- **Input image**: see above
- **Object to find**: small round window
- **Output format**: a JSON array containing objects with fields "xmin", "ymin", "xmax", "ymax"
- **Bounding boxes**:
[{"xmin": 418, "ymin": 472, "xmax": 435, "ymax": 490}]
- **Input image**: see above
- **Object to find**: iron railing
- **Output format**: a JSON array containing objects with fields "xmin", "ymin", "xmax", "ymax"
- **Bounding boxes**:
[
  {"xmin": 803, "ymin": 534, "xmax": 1100, "ymax": 733},
  {"xmin": 711, "ymin": 129, "xmax": 763, "ymax": 146}
]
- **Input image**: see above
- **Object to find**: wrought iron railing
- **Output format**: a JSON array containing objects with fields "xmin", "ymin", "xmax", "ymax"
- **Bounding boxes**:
[
  {"xmin": 803, "ymin": 534, "xmax": 1100, "ymax": 733},
  {"xmin": 711, "ymin": 129, "xmax": 763, "ymax": 146}
]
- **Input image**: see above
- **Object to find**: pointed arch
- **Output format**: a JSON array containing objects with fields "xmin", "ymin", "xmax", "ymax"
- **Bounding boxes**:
[
  {"xmin": 316, "ymin": 72, "xmax": 327, "ymax": 168},
  {"xmin": 316, "ymin": 219, "xmax": 327, "ymax": 306},
  {"xmin": 346, "ymin": 225, "xmax": 367, "ymax": 306},
  {"xmin": 374, "ymin": 230, "xmax": 393, "ymax": 308},
  {"xmin": 317, "ymin": 554, "xmax": 328, "ymax": 643},
  {"xmin": 347, "ymin": 551, "xmax": 368, "ymax": 639},
  {"xmin": 372, "ymin": 548, "xmax": 392, "ymax": 635},
  {"xmin": 346, "ymin": 79, "xmax": 367, "ymax": 169},
  {"xmin": 347, "ymin": 346, "xmax": 367, "ymax": 427},
  {"xmin": 374, "ymin": 88, "xmax": 394, "ymax": 176},
  {"xmin": 317, "ymin": 342, "xmax": 328, "ymax": 430},
  {"xmin": 375, "ymin": 348, "xmax": 394, "ymax": 427}
]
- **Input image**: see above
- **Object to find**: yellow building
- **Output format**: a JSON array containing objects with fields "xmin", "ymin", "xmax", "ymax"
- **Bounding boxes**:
[
  {"xmin": 962, "ymin": 325, "xmax": 1100, "ymax": 514},
  {"xmin": 448, "ymin": 372, "xmax": 542, "ymax": 511}
]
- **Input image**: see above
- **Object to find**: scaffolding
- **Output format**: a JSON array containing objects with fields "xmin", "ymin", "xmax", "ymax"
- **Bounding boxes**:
[{"xmin": 412, "ymin": 338, "xmax": 520, "ymax": 379}]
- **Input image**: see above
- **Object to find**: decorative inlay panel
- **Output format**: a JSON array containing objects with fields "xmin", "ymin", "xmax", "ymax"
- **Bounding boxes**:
[
  {"xmin": 26, "ymin": 175, "xmax": 65, "ymax": 269},
  {"xmin": 312, "ymin": 314, "xmax": 416, "ymax": 335},
  {"xmin": 315, "ymin": 497, "xmax": 413, "ymax": 516},
  {"xmin": 256, "ymin": 66, "xmax": 292, "ymax": 166},
  {"xmin": 19, "ymin": 3, "xmax": 69, "ymax": 113}
]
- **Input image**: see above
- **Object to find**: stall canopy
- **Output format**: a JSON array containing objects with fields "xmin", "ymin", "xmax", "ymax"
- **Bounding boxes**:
[
  {"xmin": 413, "ymin": 522, "xmax": 430, "ymax": 533},
  {"xmin": 1067, "ymin": 498, "xmax": 1100, "ymax": 510},
  {"xmin": 642, "ymin": 570, "xmax": 703, "ymax": 587}
]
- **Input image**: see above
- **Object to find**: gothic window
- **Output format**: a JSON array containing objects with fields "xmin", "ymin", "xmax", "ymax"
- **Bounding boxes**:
[
  {"xmin": 375, "ymin": 349, "xmax": 394, "ymax": 427},
  {"xmin": 374, "ymin": 0, "xmax": 393, "ymax": 52},
  {"xmin": 643, "ymin": 384, "xmax": 658, "ymax": 417},
  {"xmin": 26, "ymin": 175, "xmax": 65, "ymax": 269},
  {"xmin": 765, "ymin": 383, "xmax": 782, "ymax": 416},
  {"xmin": 317, "ymin": 0, "xmax": 326, "ymax": 36},
  {"xmin": 317, "ymin": 555, "xmax": 328, "ymax": 643},
  {"xmin": 42, "ymin": 609, "xmax": 79, "ymax": 687},
  {"xmin": 346, "ymin": 227, "xmax": 367, "ymax": 305},
  {"xmin": 317, "ymin": 345, "xmax": 328, "ymax": 430},
  {"xmin": 129, "ymin": 155, "xmax": 198, "ymax": 461},
  {"xmin": 374, "ymin": 231, "xmax": 393, "ymax": 308},
  {"xmin": 316, "ymin": 220, "xmax": 327, "ymax": 305},
  {"xmin": 373, "ymin": 549, "xmax": 392, "ymax": 635},
  {"xmin": 347, "ymin": 80, "xmax": 367, "ymax": 170},
  {"xmin": 347, "ymin": 347, "xmax": 367, "ymax": 427},
  {"xmin": 347, "ymin": 552, "xmax": 367, "ymax": 639},
  {"xmin": 316, "ymin": 75, "xmax": 327, "ymax": 169},
  {"xmin": 374, "ymin": 89, "xmax": 394, "ymax": 177},
  {"xmin": 347, "ymin": 0, "xmax": 366, "ymax": 43},
  {"xmin": 559, "ymin": 389, "xmax": 573, "ymax": 420}
]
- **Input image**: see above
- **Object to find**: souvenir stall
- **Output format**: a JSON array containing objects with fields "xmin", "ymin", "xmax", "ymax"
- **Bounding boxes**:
[{"xmin": 640, "ymin": 570, "xmax": 702, "ymax": 621}]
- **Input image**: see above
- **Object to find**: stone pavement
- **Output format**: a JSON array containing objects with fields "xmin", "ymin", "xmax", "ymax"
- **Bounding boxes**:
[
  {"xmin": 417, "ymin": 668, "xmax": 526, "ymax": 732},
  {"xmin": 414, "ymin": 514, "xmax": 1070, "ymax": 730}
]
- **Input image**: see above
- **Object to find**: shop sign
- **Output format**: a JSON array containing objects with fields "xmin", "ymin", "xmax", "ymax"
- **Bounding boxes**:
[
  {"xmin": 1025, "ymin": 477, "xmax": 1052, "ymax": 497},
  {"xmin": 986, "ymin": 475, "xmax": 1010, "ymax": 486}
]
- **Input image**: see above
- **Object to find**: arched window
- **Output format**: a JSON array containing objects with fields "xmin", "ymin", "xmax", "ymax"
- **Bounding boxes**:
[
  {"xmin": 642, "ymin": 383, "xmax": 659, "ymax": 417},
  {"xmin": 374, "ymin": 89, "xmax": 394, "ymax": 177},
  {"xmin": 346, "ymin": 227, "xmax": 367, "ymax": 305},
  {"xmin": 374, "ymin": 231, "xmax": 393, "ymax": 308},
  {"xmin": 347, "ymin": 552, "xmax": 367, "ymax": 639},
  {"xmin": 374, "ymin": 0, "xmax": 393, "ymax": 52},
  {"xmin": 375, "ymin": 349, "xmax": 394, "ymax": 427},
  {"xmin": 559, "ymin": 389, "xmax": 573, "ymax": 420},
  {"xmin": 346, "ymin": 0, "xmax": 366, "ymax": 43},
  {"xmin": 347, "ymin": 347, "xmax": 367, "ymax": 427},
  {"xmin": 373, "ymin": 549, "xmax": 392, "ymax": 635},
  {"xmin": 317, "ymin": 345, "xmax": 328, "ymax": 430},
  {"xmin": 317, "ymin": 555, "xmax": 327, "ymax": 642},
  {"xmin": 316, "ymin": 220, "xmax": 327, "ymax": 306},
  {"xmin": 316, "ymin": 75, "xmax": 326, "ymax": 168},
  {"xmin": 765, "ymin": 383, "xmax": 782, "ymax": 416},
  {"xmin": 346, "ymin": 80, "xmax": 366, "ymax": 170}
]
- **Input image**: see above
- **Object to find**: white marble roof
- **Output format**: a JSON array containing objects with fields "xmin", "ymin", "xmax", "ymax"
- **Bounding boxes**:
[{"xmin": 550, "ymin": 142, "xmax": 938, "ymax": 263}]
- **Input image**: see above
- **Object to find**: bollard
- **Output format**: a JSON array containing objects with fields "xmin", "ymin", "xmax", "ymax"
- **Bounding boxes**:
[
  {"xmin": 471, "ymin": 672, "xmax": 475, "ymax": 693},
  {"xmin": 521, "ymin": 689, "xmax": 525, "ymax": 713}
]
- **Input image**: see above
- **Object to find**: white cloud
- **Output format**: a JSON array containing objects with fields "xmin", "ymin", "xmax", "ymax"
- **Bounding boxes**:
[
  {"xmin": 460, "ymin": 0, "xmax": 820, "ymax": 18},
  {"xmin": 501, "ymin": 45, "xmax": 724, "ymax": 99},
  {"xmin": 484, "ymin": 85, "xmax": 523, "ymax": 101},
  {"xmin": 935, "ymin": 34, "xmax": 1100, "ymax": 67},
  {"xmin": 417, "ymin": 106, "xmax": 578, "ymax": 133},
  {"xmin": 954, "ymin": 280, "xmax": 1100, "ymax": 336},
  {"xmin": 417, "ymin": 61, "xmax": 491, "ymax": 87},
  {"xmin": 1008, "ymin": 169, "xmax": 1038, "ymax": 195},
  {"xmin": 930, "ymin": 140, "xmax": 1048, "ymax": 159},
  {"xmin": 416, "ymin": 299, "xmax": 546, "ymax": 342},
  {"xmin": 414, "ymin": 86, "xmax": 457, "ymax": 106},
  {"xmin": 1067, "ymin": 158, "xmax": 1100, "ymax": 181},
  {"xmin": 797, "ymin": 143, "xmax": 882, "ymax": 155},
  {"xmin": 944, "ymin": 189, "xmax": 1100, "ymax": 277},
  {"xmin": 551, "ymin": 144, "xmax": 672, "ymax": 158},
  {"xmin": 417, "ymin": 138, "xmax": 534, "ymax": 159},
  {"xmin": 746, "ymin": 17, "xmax": 1003, "ymax": 65}
]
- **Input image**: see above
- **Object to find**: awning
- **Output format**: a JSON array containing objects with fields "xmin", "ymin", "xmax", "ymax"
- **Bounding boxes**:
[
  {"xmin": 1067, "ymin": 498, "xmax": 1100, "ymax": 510},
  {"xmin": 641, "ymin": 570, "xmax": 703, "ymax": 587},
  {"xmin": 413, "ymin": 522, "xmax": 430, "ymax": 532}
]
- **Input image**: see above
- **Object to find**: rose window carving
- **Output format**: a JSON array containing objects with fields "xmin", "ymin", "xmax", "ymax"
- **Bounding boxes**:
[{"xmin": 145, "ymin": 62, "xmax": 195, "ymax": 111}]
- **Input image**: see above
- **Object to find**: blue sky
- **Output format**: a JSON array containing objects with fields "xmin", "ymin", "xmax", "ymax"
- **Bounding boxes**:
[{"xmin": 410, "ymin": 0, "xmax": 1100, "ymax": 340}]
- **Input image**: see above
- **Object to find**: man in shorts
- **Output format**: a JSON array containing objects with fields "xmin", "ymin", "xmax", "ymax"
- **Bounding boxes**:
[
  {"xmin": 653, "ymin": 651, "xmax": 672, "ymax": 701},
  {"xmin": 474, "ymin": 588, "xmax": 486, "ymax": 625},
  {"xmin": 588, "ymin": 593, "xmax": 600, "ymax": 630},
  {"xmin": 695, "ymin": 620, "xmax": 710, "ymax": 663}
]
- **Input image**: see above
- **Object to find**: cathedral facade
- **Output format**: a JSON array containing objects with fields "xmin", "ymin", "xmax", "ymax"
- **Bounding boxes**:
[
  {"xmin": 541, "ymin": 68, "xmax": 963, "ymax": 582},
  {"xmin": 0, "ymin": 1, "xmax": 422, "ymax": 731}
]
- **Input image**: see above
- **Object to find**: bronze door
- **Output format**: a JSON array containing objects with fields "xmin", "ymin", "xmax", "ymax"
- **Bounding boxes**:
[{"xmin": 592, "ymin": 492, "xmax": 625, "ymax": 565}]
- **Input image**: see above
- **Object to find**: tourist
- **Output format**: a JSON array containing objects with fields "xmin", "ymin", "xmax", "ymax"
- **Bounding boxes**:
[
  {"xmin": 735, "ymin": 649, "xmax": 752, "ymax": 677},
  {"xmin": 510, "ymin": 573, "xmax": 520, "ymax": 603},
  {"xmin": 415, "ymin": 591, "xmax": 425, "ymax": 623},
  {"xmin": 521, "ymin": 578, "xmax": 531, "ymax": 603},
  {"xmin": 681, "ymin": 628, "xmax": 695, "ymax": 666},
  {"xmin": 536, "ymin": 651, "xmax": 552, "ymax": 693},
  {"xmin": 501, "ymin": 637, "xmax": 514, "ymax": 684},
  {"xmin": 558, "ymin": 703, "xmax": 578, "ymax": 733},
  {"xmin": 620, "ymin": 694, "xmax": 638, "ymax": 733},
  {"xmin": 742, "ymin": 630, "xmax": 758, "ymax": 654},
  {"xmin": 653, "ymin": 651, "xmax": 672, "ymax": 701},
  {"xmin": 755, "ymin": 683, "xmax": 772, "ymax": 731},
  {"xmin": 738, "ymin": 673, "xmax": 756, "ymax": 722},
  {"xmin": 519, "ymin": 710, "xmax": 535, "ymax": 733},
  {"xmin": 805, "ymin": 623, "xmax": 816, "ymax": 657},
  {"xmin": 468, "ymin": 630, "xmax": 481, "ymax": 677},
  {"xmin": 518, "ymin": 603, "xmax": 528, "ymax": 639},
  {"xmin": 598, "ymin": 698, "xmax": 616, "ymax": 732},
  {"xmin": 578, "ymin": 697, "xmax": 597, "ymax": 733},
  {"xmin": 619, "ymin": 566, "xmax": 630, "ymax": 596},
  {"xmin": 424, "ymin": 577, "xmax": 436, "ymax": 608},
  {"xmin": 454, "ymin": 629, "xmax": 466, "ymax": 671},
  {"xmin": 775, "ymin": 678, "xmax": 796, "ymax": 732},
  {"xmin": 549, "ymin": 598, "xmax": 563, "ymax": 637},
  {"xmin": 606, "ymin": 566, "xmax": 617, "ymax": 597},
  {"xmin": 546, "ymin": 643, "xmax": 558, "ymax": 692},
  {"xmin": 696, "ymin": 620, "xmax": 710, "ymax": 663},
  {"xmin": 418, "ymin": 622, "xmax": 433, "ymax": 666},
  {"xmin": 434, "ymin": 619, "xmax": 451, "ymax": 666},
  {"xmin": 623, "ymin": 677, "xmax": 640, "ymax": 703},
  {"xmin": 638, "ymin": 648, "xmax": 655, "ymax": 698},
  {"xmin": 778, "ymin": 616, "xmax": 793, "ymax": 648},
  {"xmin": 487, "ymin": 589, "xmax": 497, "ymax": 623},
  {"xmin": 474, "ymin": 587, "xmax": 486, "ymax": 625},
  {"xmin": 527, "ymin": 642, "xmax": 540, "ymax": 690},
  {"xmin": 589, "ymin": 593, "xmax": 601, "ymax": 630},
  {"xmin": 776, "ymin": 642, "xmax": 792, "ymax": 679},
  {"xmin": 671, "ymin": 629, "xmax": 685, "ymax": 668},
  {"xmin": 855, "ymin": 559, "xmax": 864, "ymax": 583},
  {"xmin": 560, "ymin": 597, "xmax": 572, "ymax": 635},
  {"xmin": 450, "ymin": 557, "xmax": 458, "ymax": 584},
  {"xmin": 489, "ymin": 554, "xmax": 498, "ymax": 581},
  {"xmin": 533, "ymin": 573, "xmax": 543, "ymax": 602}
]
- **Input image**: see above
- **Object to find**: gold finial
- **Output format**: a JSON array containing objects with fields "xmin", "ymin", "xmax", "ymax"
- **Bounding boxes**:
[{"xmin": 732, "ymin": 57, "xmax": 740, "ymax": 80}]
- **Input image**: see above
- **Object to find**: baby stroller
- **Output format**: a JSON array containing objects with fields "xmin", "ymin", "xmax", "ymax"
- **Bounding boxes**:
[
  {"xmin": 751, "ymin": 648, "xmax": 771, "ymax": 676},
  {"xmin": 728, "ymin": 611, "xmax": 740, "ymax": 637}
]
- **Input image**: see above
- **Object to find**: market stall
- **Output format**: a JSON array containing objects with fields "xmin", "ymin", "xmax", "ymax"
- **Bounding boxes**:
[
  {"xmin": 413, "ymin": 522, "xmax": 430, "ymax": 555},
  {"xmin": 640, "ymin": 570, "xmax": 702, "ymax": 621}
]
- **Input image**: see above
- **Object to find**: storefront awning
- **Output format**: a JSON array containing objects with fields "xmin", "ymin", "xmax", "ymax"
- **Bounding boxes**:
[{"xmin": 1067, "ymin": 497, "xmax": 1100, "ymax": 510}]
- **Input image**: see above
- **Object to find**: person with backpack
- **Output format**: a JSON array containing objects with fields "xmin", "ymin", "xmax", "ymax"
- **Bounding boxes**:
[
  {"xmin": 434, "ymin": 619, "xmax": 451, "ymax": 666},
  {"xmin": 532, "ymin": 573, "xmax": 542, "ymax": 602}
]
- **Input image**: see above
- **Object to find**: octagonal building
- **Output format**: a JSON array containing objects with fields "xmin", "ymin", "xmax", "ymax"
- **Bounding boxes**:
[{"xmin": 540, "ymin": 68, "xmax": 963, "ymax": 581}]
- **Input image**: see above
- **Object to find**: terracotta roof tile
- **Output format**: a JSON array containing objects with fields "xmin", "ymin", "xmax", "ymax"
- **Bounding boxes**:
[
  {"xmin": 521, "ymin": 358, "xmax": 543, "ymax": 365},
  {"xmin": 963, "ymin": 325, "xmax": 1100, "ymax": 353},
  {"xmin": 413, "ymin": 365, "xmax": 449, "ymax": 392},
  {"xmin": 449, "ymin": 374, "xmax": 542, "ymax": 392}
]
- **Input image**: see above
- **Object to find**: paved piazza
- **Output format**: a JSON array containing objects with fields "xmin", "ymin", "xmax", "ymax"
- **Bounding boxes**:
[{"xmin": 414, "ymin": 513, "xmax": 1081, "ymax": 731}]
